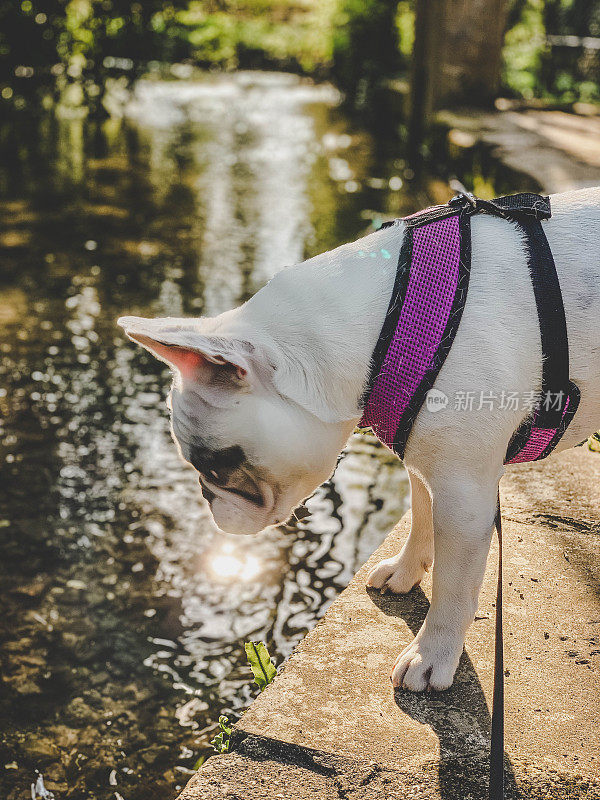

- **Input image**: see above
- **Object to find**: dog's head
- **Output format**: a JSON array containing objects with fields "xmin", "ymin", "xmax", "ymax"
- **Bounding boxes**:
[{"xmin": 118, "ymin": 315, "xmax": 357, "ymax": 534}]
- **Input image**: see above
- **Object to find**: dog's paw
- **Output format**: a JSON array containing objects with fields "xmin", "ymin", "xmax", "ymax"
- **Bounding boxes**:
[
  {"xmin": 366, "ymin": 551, "xmax": 431, "ymax": 594},
  {"xmin": 390, "ymin": 632, "xmax": 462, "ymax": 692}
]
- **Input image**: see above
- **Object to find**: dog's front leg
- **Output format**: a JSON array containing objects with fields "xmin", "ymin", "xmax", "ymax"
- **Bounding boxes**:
[
  {"xmin": 391, "ymin": 473, "xmax": 498, "ymax": 691},
  {"xmin": 366, "ymin": 469, "xmax": 434, "ymax": 593}
]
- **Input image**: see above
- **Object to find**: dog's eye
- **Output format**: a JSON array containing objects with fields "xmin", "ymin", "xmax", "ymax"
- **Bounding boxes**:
[{"xmin": 207, "ymin": 466, "xmax": 233, "ymax": 486}]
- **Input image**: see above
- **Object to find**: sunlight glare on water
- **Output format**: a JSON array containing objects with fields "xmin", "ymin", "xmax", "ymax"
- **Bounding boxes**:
[{"xmin": 206, "ymin": 540, "xmax": 262, "ymax": 583}]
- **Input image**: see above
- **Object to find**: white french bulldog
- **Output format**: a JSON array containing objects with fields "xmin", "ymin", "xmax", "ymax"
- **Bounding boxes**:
[{"xmin": 119, "ymin": 186, "xmax": 600, "ymax": 692}]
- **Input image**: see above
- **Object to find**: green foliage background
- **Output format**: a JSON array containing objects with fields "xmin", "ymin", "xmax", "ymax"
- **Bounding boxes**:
[
  {"xmin": 0, "ymin": 1, "xmax": 598, "ymax": 113},
  {"xmin": 504, "ymin": 0, "xmax": 600, "ymax": 103}
]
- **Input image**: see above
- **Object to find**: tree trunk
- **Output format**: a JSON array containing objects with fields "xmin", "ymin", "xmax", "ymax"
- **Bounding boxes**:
[{"xmin": 409, "ymin": 0, "xmax": 510, "ymax": 157}]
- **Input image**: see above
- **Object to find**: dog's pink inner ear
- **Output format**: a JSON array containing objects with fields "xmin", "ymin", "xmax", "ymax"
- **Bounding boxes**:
[
  {"xmin": 128, "ymin": 334, "xmax": 206, "ymax": 379},
  {"xmin": 169, "ymin": 347, "xmax": 207, "ymax": 378},
  {"xmin": 129, "ymin": 333, "xmax": 248, "ymax": 383}
]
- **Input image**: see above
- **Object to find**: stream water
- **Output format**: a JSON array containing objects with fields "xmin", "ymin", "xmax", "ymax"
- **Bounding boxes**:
[{"xmin": 0, "ymin": 71, "xmax": 511, "ymax": 800}]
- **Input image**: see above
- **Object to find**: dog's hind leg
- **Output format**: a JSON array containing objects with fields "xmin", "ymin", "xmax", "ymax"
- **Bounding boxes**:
[
  {"xmin": 390, "ymin": 470, "xmax": 498, "ymax": 691},
  {"xmin": 366, "ymin": 470, "xmax": 434, "ymax": 593}
]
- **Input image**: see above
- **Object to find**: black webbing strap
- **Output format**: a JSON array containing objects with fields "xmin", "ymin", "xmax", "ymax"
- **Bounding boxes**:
[
  {"xmin": 504, "ymin": 216, "xmax": 580, "ymax": 462},
  {"xmin": 515, "ymin": 218, "xmax": 570, "ymax": 429},
  {"xmin": 489, "ymin": 490, "xmax": 504, "ymax": 800},
  {"xmin": 453, "ymin": 191, "xmax": 552, "ymax": 224},
  {"xmin": 444, "ymin": 191, "xmax": 579, "ymax": 462},
  {"xmin": 397, "ymin": 191, "xmax": 552, "ymax": 231}
]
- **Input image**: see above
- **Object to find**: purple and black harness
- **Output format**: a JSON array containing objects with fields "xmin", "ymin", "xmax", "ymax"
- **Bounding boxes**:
[
  {"xmin": 360, "ymin": 191, "xmax": 580, "ymax": 463},
  {"xmin": 359, "ymin": 191, "xmax": 579, "ymax": 800}
]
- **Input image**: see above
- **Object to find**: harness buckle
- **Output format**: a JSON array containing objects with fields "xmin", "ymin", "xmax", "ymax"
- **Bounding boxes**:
[{"xmin": 449, "ymin": 190, "xmax": 477, "ymax": 209}]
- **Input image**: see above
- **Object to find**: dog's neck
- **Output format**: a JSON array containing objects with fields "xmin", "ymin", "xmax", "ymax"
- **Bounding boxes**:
[{"xmin": 233, "ymin": 224, "xmax": 402, "ymax": 422}]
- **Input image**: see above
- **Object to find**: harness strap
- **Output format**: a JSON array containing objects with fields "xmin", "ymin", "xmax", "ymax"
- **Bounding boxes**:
[
  {"xmin": 364, "ymin": 191, "xmax": 579, "ymax": 464},
  {"xmin": 360, "ymin": 209, "xmax": 472, "ymax": 457},
  {"xmin": 397, "ymin": 191, "xmax": 552, "ymax": 231},
  {"xmin": 505, "ymin": 218, "xmax": 580, "ymax": 463},
  {"xmin": 489, "ymin": 490, "xmax": 504, "ymax": 800}
]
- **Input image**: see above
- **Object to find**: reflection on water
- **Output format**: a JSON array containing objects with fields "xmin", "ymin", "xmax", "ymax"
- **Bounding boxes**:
[{"xmin": 0, "ymin": 72, "xmax": 433, "ymax": 799}]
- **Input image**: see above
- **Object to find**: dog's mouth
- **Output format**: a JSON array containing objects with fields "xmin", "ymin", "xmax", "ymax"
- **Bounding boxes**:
[
  {"xmin": 199, "ymin": 476, "xmax": 263, "ymax": 507},
  {"xmin": 198, "ymin": 471, "xmax": 270, "ymax": 511}
]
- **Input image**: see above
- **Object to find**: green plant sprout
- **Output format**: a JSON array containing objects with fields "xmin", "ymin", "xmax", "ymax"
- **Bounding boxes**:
[
  {"xmin": 210, "ymin": 716, "xmax": 233, "ymax": 754},
  {"xmin": 210, "ymin": 641, "xmax": 277, "ymax": 754}
]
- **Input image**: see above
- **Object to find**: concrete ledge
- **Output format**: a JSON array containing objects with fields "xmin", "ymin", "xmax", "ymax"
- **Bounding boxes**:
[{"xmin": 177, "ymin": 449, "xmax": 600, "ymax": 799}]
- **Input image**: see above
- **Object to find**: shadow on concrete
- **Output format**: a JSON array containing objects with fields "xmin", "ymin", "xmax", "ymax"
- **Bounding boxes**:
[{"xmin": 368, "ymin": 586, "xmax": 521, "ymax": 800}]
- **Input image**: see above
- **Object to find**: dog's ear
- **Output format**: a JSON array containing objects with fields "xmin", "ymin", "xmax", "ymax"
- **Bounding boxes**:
[
  {"xmin": 118, "ymin": 315, "xmax": 361, "ymax": 423},
  {"xmin": 117, "ymin": 316, "xmax": 255, "ymax": 386}
]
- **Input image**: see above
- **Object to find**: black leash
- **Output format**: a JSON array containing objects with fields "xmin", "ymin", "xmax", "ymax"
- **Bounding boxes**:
[{"xmin": 489, "ymin": 489, "xmax": 504, "ymax": 799}]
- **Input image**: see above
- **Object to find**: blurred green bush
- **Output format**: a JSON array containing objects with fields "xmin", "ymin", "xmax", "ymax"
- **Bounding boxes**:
[
  {"xmin": 503, "ymin": 0, "xmax": 600, "ymax": 103},
  {"xmin": 0, "ymin": 0, "xmax": 598, "ymax": 115}
]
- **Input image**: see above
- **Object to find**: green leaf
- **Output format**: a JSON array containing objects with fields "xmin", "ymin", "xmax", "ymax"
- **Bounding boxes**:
[
  {"xmin": 218, "ymin": 715, "xmax": 232, "ymax": 735},
  {"xmin": 210, "ymin": 731, "xmax": 228, "ymax": 753},
  {"xmin": 210, "ymin": 715, "xmax": 232, "ymax": 753},
  {"xmin": 589, "ymin": 432, "xmax": 600, "ymax": 453},
  {"xmin": 244, "ymin": 641, "xmax": 277, "ymax": 691}
]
